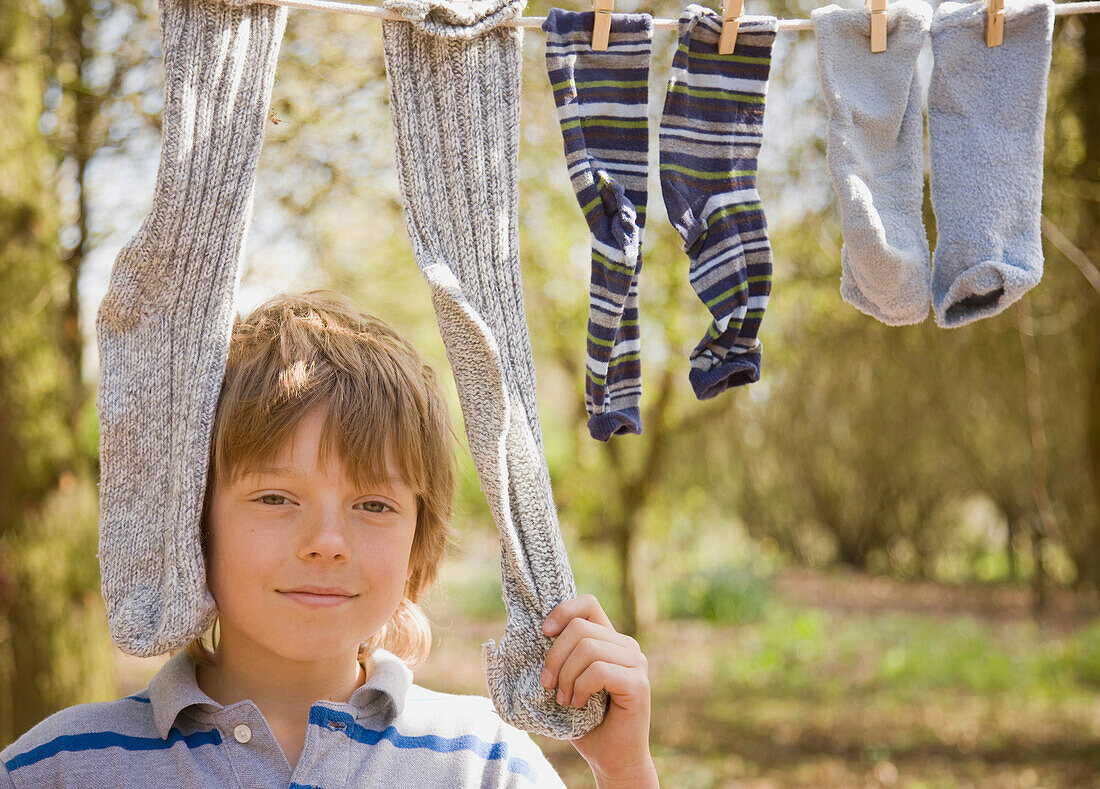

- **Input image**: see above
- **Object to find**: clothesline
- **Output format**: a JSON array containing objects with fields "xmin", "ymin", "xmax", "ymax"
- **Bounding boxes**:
[{"xmin": 256, "ymin": 0, "xmax": 1100, "ymax": 30}]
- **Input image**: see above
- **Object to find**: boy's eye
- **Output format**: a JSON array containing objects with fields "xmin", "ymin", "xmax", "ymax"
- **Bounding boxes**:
[
  {"xmin": 257, "ymin": 494, "xmax": 288, "ymax": 506},
  {"xmin": 358, "ymin": 500, "xmax": 391, "ymax": 514}
]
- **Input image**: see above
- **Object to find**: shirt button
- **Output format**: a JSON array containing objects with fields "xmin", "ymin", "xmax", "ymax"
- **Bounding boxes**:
[{"xmin": 233, "ymin": 724, "xmax": 252, "ymax": 744}]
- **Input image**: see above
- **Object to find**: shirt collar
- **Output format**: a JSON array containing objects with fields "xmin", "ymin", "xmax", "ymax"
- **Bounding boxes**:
[
  {"xmin": 347, "ymin": 649, "xmax": 412, "ymax": 723},
  {"xmin": 148, "ymin": 651, "xmax": 221, "ymax": 740},
  {"xmin": 146, "ymin": 649, "xmax": 413, "ymax": 740}
]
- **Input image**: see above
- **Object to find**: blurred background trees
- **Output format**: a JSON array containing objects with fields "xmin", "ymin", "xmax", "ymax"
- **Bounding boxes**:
[
  {"xmin": 1, "ymin": 0, "xmax": 1098, "ymax": 781},
  {"xmin": 0, "ymin": 0, "xmax": 120, "ymax": 743}
]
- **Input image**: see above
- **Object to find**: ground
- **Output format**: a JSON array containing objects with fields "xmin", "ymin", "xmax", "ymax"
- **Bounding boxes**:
[{"xmin": 415, "ymin": 566, "xmax": 1100, "ymax": 789}]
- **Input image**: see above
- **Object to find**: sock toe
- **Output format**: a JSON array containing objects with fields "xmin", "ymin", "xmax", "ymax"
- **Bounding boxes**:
[
  {"xmin": 839, "ymin": 246, "xmax": 931, "ymax": 326},
  {"xmin": 689, "ymin": 351, "xmax": 762, "ymax": 400},
  {"xmin": 933, "ymin": 259, "xmax": 1042, "ymax": 328},
  {"xmin": 587, "ymin": 407, "xmax": 642, "ymax": 441}
]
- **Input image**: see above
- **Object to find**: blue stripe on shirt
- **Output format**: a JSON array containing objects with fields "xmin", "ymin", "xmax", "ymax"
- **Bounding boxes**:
[
  {"xmin": 309, "ymin": 708, "xmax": 538, "ymax": 783},
  {"xmin": 4, "ymin": 727, "xmax": 222, "ymax": 772}
]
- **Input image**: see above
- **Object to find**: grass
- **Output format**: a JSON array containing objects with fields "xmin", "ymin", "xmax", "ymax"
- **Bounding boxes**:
[{"xmin": 415, "ymin": 533, "xmax": 1100, "ymax": 789}]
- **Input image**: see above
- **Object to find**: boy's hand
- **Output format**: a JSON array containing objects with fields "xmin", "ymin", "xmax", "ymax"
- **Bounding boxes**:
[{"xmin": 540, "ymin": 595, "xmax": 659, "ymax": 789}]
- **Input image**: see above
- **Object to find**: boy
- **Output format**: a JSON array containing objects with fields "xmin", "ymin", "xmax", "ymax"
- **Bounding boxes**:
[{"xmin": 0, "ymin": 292, "xmax": 659, "ymax": 788}]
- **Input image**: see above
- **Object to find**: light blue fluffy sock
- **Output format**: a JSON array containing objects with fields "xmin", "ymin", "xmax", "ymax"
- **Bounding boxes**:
[
  {"xmin": 812, "ymin": 0, "xmax": 932, "ymax": 326},
  {"xmin": 928, "ymin": 0, "xmax": 1054, "ymax": 327}
]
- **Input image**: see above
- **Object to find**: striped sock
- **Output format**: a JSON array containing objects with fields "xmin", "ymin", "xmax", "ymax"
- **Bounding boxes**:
[
  {"xmin": 659, "ymin": 6, "xmax": 777, "ymax": 400},
  {"xmin": 543, "ymin": 9, "xmax": 653, "ymax": 441}
]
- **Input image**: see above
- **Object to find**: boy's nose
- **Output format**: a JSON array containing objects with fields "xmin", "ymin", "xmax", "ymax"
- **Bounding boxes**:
[{"xmin": 298, "ymin": 510, "xmax": 350, "ymax": 561}]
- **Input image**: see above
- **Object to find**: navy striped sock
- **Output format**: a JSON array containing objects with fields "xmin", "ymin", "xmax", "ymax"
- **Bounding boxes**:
[
  {"xmin": 659, "ymin": 6, "xmax": 777, "ymax": 400},
  {"xmin": 543, "ymin": 9, "xmax": 653, "ymax": 441}
]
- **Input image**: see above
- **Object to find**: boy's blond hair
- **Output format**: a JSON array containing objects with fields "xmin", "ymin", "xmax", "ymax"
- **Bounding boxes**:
[{"xmin": 186, "ymin": 291, "xmax": 455, "ymax": 667}]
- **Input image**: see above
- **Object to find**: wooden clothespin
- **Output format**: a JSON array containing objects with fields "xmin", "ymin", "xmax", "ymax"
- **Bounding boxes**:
[
  {"xmin": 986, "ymin": 0, "xmax": 1005, "ymax": 47},
  {"xmin": 719, "ymin": 0, "xmax": 744, "ymax": 55},
  {"xmin": 868, "ymin": 0, "xmax": 887, "ymax": 53},
  {"xmin": 593, "ymin": 0, "xmax": 613, "ymax": 51}
]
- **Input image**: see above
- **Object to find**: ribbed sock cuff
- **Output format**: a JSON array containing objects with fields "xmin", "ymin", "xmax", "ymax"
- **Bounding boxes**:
[{"xmin": 542, "ymin": 8, "xmax": 653, "ymax": 37}]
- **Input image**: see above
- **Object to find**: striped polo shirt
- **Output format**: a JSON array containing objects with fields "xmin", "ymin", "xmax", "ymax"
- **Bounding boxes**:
[{"xmin": 1, "ymin": 650, "xmax": 565, "ymax": 788}]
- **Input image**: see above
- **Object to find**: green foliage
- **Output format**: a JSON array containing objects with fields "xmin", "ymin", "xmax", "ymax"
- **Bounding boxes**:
[
  {"xmin": 1065, "ymin": 620, "xmax": 1100, "ymax": 688},
  {"xmin": 661, "ymin": 564, "xmax": 772, "ymax": 623},
  {"xmin": 661, "ymin": 598, "xmax": 1100, "ymax": 715},
  {"xmin": 438, "ymin": 572, "xmax": 508, "ymax": 622},
  {"xmin": 703, "ymin": 602, "xmax": 1092, "ymax": 704},
  {"xmin": 0, "ymin": 473, "xmax": 114, "ymax": 747},
  {"xmin": 6, "ymin": 474, "xmax": 115, "ymax": 700}
]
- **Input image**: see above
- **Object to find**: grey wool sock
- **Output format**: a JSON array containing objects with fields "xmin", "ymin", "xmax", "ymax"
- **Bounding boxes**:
[
  {"xmin": 95, "ymin": 0, "xmax": 286, "ymax": 656},
  {"xmin": 812, "ymin": 0, "xmax": 932, "ymax": 326},
  {"xmin": 381, "ymin": 0, "xmax": 607, "ymax": 739},
  {"xmin": 928, "ymin": 0, "xmax": 1053, "ymax": 328}
]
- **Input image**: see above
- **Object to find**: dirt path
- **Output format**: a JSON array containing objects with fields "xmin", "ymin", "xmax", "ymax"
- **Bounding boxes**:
[{"xmin": 773, "ymin": 566, "xmax": 1100, "ymax": 632}]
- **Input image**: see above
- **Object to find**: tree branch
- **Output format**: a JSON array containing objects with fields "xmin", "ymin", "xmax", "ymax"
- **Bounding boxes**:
[{"xmin": 1041, "ymin": 213, "xmax": 1100, "ymax": 296}]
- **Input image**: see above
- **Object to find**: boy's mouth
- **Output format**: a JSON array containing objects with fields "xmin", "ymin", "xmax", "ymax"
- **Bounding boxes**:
[{"xmin": 278, "ymin": 586, "xmax": 358, "ymax": 607}]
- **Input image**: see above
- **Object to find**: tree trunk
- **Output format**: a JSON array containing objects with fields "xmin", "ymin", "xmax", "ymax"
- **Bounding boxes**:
[
  {"xmin": 603, "ymin": 370, "xmax": 675, "ymax": 636},
  {"xmin": 1016, "ymin": 295, "xmax": 1056, "ymax": 614},
  {"xmin": 57, "ymin": 0, "xmax": 98, "ymax": 432},
  {"xmin": 612, "ymin": 515, "xmax": 653, "ymax": 639},
  {"xmin": 0, "ymin": 0, "xmax": 112, "ymax": 747},
  {"xmin": 1005, "ymin": 517, "xmax": 1019, "ymax": 583},
  {"xmin": 834, "ymin": 533, "xmax": 868, "ymax": 571},
  {"xmin": 1079, "ymin": 14, "xmax": 1100, "ymax": 591}
]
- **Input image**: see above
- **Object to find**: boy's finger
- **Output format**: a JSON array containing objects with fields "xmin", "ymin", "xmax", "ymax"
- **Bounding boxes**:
[
  {"xmin": 540, "ymin": 618, "xmax": 638, "ymax": 688},
  {"xmin": 542, "ymin": 594, "xmax": 614, "ymax": 636},
  {"xmin": 551, "ymin": 638, "xmax": 644, "ymax": 706},
  {"xmin": 570, "ymin": 660, "xmax": 648, "ymax": 710}
]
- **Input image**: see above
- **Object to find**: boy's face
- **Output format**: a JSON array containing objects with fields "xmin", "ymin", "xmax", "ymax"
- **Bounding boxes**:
[{"xmin": 206, "ymin": 406, "xmax": 418, "ymax": 666}]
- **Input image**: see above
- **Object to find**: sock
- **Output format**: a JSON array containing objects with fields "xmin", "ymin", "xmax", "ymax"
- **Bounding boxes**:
[
  {"xmin": 542, "ymin": 9, "xmax": 652, "ymax": 440},
  {"xmin": 812, "ymin": 0, "xmax": 932, "ymax": 326},
  {"xmin": 928, "ymin": 0, "xmax": 1053, "ymax": 328},
  {"xmin": 95, "ymin": 0, "xmax": 286, "ymax": 657},
  {"xmin": 659, "ymin": 5, "xmax": 777, "ymax": 399},
  {"xmin": 382, "ymin": 0, "xmax": 606, "ymax": 739}
]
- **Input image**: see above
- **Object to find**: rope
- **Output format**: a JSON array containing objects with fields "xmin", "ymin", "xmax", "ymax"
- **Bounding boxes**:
[{"xmin": 252, "ymin": 0, "xmax": 1100, "ymax": 31}]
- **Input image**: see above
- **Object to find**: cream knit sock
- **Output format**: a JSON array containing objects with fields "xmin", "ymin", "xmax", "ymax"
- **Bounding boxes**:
[
  {"xmin": 381, "ymin": 0, "xmax": 607, "ymax": 739},
  {"xmin": 95, "ymin": 0, "xmax": 286, "ymax": 656}
]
